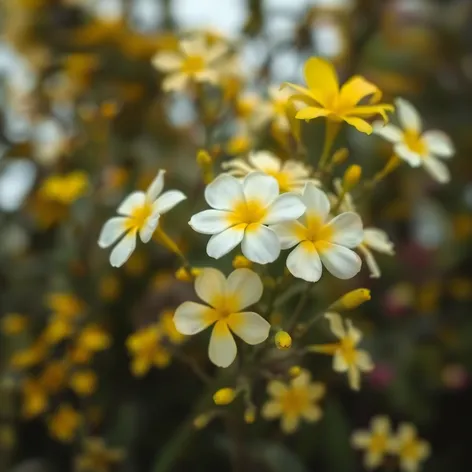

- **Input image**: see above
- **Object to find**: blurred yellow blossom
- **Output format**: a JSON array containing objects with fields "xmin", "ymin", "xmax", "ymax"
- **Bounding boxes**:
[
  {"xmin": 48, "ymin": 404, "xmax": 81, "ymax": 443},
  {"xmin": 70, "ymin": 370, "xmax": 98, "ymax": 397},
  {"xmin": 39, "ymin": 171, "xmax": 89, "ymax": 205},
  {"xmin": 393, "ymin": 423, "xmax": 430, "ymax": 472},
  {"xmin": 46, "ymin": 293, "xmax": 84, "ymax": 320},
  {"xmin": 22, "ymin": 378, "xmax": 48, "ymax": 418},
  {"xmin": 1, "ymin": 313, "xmax": 28, "ymax": 335},
  {"xmin": 70, "ymin": 324, "xmax": 111, "ymax": 364},
  {"xmin": 76, "ymin": 437, "xmax": 124, "ymax": 472}
]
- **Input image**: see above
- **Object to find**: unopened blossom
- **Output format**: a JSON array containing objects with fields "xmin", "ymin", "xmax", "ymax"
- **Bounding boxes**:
[
  {"xmin": 351, "ymin": 416, "xmax": 396, "ymax": 470},
  {"xmin": 393, "ymin": 423, "xmax": 430, "ymax": 472},
  {"xmin": 308, "ymin": 313, "xmax": 373, "ymax": 390},
  {"xmin": 152, "ymin": 36, "xmax": 227, "ymax": 92},
  {"xmin": 98, "ymin": 170, "xmax": 186, "ymax": 267},
  {"xmin": 261, "ymin": 370, "xmax": 325, "ymax": 434},
  {"xmin": 48, "ymin": 404, "xmax": 81, "ymax": 443},
  {"xmin": 374, "ymin": 98, "xmax": 454, "ymax": 183},
  {"xmin": 222, "ymin": 151, "xmax": 315, "ymax": 193},
  {"xmin": 283, "ymin": 57, "xmax": 393, "ymax": 134},
  {"xmin": 189, "ymin": 173, "xmax": 305, "ymax": 264},
  {"xmin": 173, "ymin": 268, "xmax": 270, "ymax": 368},
  {"xmin": 272, "ymin": 183, "xmax": 363, "ymax": 282}
]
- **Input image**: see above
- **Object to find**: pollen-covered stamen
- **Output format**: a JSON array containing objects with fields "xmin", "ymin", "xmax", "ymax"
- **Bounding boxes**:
[
  {"xmin": 124, "ymin": 202, "xmax": 153, "ymax": 232},
  {"xmin": 403, "ymin": 129, "xmax": 428, "ymax": 156},
  {"xmin": 296, "ymin": 213, "xmax": 334, "ymax": 251},
  {"xmin": 227, "ymin": 199, "xmax": 268, "ymax": 227}
]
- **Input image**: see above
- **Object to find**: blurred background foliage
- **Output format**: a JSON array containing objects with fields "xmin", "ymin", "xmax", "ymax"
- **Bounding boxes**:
[{"xmin": 0, "ymin": 0, "xmax": 472, "ymax": 471}]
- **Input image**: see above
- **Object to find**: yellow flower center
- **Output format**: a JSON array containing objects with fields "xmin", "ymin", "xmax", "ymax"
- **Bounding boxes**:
[
  {"xmin": 265, "ymin": 169, "xmax": 291, "ymax": 192},
  {"xmin": 280, "ymin": 387, "xmax": 311, "ymax": 417},
  {"xmin": 403, "ymin": 129, "xmax": 427, "ymax": 156},
  {"xmin": 295, "ymin": 213, "xmax": 334, "ymax": 252},
  {"xmin": 125, "ymin": 202, "xmax": 153, "ymax": 232},
  {"xmin": 210, "ymin": 293, "xmax": 241, "ymax": 320},
  {"xmin": 181, "ymin": 55, "xmax": 205, "ymax": 74},
  {"xmin": 228, "ymin": 199, "xmax": 267, "ymax": 228},
  {"xmin": 273, "ymin": 99, "xmax": 287, "ymax": 117},
  {"xmin": 369, "ymin": 433, "xmax": 388, "ymax": 454},
  {"xmin": 400, "ymin": 440, "xmax": 421, "ymax": 460},
  {"xmin": 340, "ymin": 336, "xmax": 358, "ymax": 365}
]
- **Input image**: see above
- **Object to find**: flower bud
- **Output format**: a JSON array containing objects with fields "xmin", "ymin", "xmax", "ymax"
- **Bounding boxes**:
[
  {"xmin": 175, "ymin": 267, "xmax": 192, "ymax": 282},
  {"xmin": 332, "ymin": 148, "xmax": 349, "ymax": 165},
  {"xmin": 244, "ymin": 406, "xmax": 256, "ymax": 424},
  {"xmin": 213, "ymin": 387, "xmax": 236, "ymax": 405},
  {"xmin": 232, "ymin": 255, "xmax": 252, "ymax": 269},
  {"xmin": 275, "ymin": 331, "xmax": 292, "ymax": 350},
  {"xmin": 196, "ymin": 149, "xmax": 212, "ymax": 167},
  {"xmin": 333, "ymin": 288, "xmax": 371, "ymax": 311},
  {"xmin": 343, "ymin": 165, "xmax": 362, "ymax": 191},
  {"xmin": 193, "ymin": 413, "xmax": 212, "ymax": 429},
  {"xmin": 288, "ymin": 365, "xmax": 302, "ymax": 378}
]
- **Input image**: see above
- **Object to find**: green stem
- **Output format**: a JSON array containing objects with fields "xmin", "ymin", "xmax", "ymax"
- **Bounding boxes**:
[
  {"xmin": 318, "ymin": 120, "xmax": 341, "ymax": 170},
  {"xmin": 286, "ymin": 283, "xmax": 312, "ymax": 334}
]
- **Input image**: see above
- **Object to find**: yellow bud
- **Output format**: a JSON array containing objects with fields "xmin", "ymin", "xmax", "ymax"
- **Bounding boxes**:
[
  {"xmin": 244, "ymin": 406, "xmax": 256, "ymax": 424},
  {"xmin": 274, "ymin": 331, "xmax": 292, "ymax": 350},
  {"xmin": 332, "ymin": 148, "xmax": 349, "ymax": 165},
  {"xmin": 175, "ymin": 267, "xmax": 192, "ymax": 282},
  {"xmin": 343, "ymin": 164, "xmax": 362, "ymax": 191},
  {"xmin": 196, "ymin": 150, "xmax": 212, "ymax": 167},
  {"xmin": 232, "ymin": 255, "xmax": 252, "ymax": 269},
  {"xmin": 333, "ymin": 288, "xmax": 371, "ymax": 311},
  {"xmin": 213, "ymin": 388, "xmax": 236, "ymax": 405},
  {"xmin": 288, "ymin": 366, "xmax": 302, "ymax": 378},
  {"xmin": 193, "ymin": 413, "xmax": 212, "ymax": 429},
  {"xmin": 191, "ymin": 268, "xmax": 202, "ymax": 278}
]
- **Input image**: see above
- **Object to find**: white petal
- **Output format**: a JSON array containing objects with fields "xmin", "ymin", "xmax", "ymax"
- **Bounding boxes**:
[
  {"xmin": 208, "ymin": 321, "xmax": 237, "ymax": 368},
  {"xmin": 267, "ymin": 381, "xmax": 287, "ymax": 398},
  {"xmin": 334, "ymin": 352, "xmax": 349, "ymax": 372},
  {"xmin": 302, "ymin": 405, "xmax": 322, "ymax": 422},
  {"xmin": 319, "ymin": 243, "xmax": 362, "ymax": 279},
  {"xmin": 261, "ymin": 401, "xmax": 282, "ymax": 419},
  {"xmin": 180, "ymin": 38, "xmax": 205, "ymax": 57},
  {"xmin": 326, "ymin": 212, "xmax": 363, "ymax": 248},
  {"xmin": 422, "ymin": 155, "xmax": 450, "ymax": 184},
  {"xmin": 117, "ymin": 192, "xmax": 146, "ymax": 216},
  {"xmin": 371, "ymin": 416, "xmax": 391, "ymax": 435},
  {"xmin": 301, "ymin": 182, "xmax": 330, "ymax": 221},
  {"xmin": 395, "ymin": 98, "xmax": 422, "ymax": 132},
  {"xmin": 263, "ymin": 193, "xmax": 306, "ymax": 225},
  {"xmin": 98, "ymin": 217, "xmax": 128, "ymax": 248},
  {"xmin": 207, "ymin": 225, "xmax": 245, "ymax": 259},
  {"xmin": 195, "ymin": 268, "xmax": 226, "ymax": 305},
  {"xmin": 423, "ymin": 130, "xmax": 454, "ymax": 158},
  {"xmin": 359, "ymin": 244, "xmax": 381, "ymax": 279},
  {"xmin": 241, "ymin": 225, "xmax": 280, "ymax": 264},
  {"xmin": 154, "ymin": 190, "xmax": 186, "ymax": 214},
  {"xmin": 281, "ymin": 414, "xmax": 299, "ymax": 434},
  {"xmin": 139, "ymin": 211, "xmax": 160, "ymax": 243},
  {"xmin": 189, "ymin": 209, "xmax": 233, "ymax": 234},
  {"xmin": 226, "ymin": 269, "xmax": 263, "ymax": 310},
  {"xmin": 373, "ymin": 122, "xmax": 403, "ymax": 143},
  {"xmin": 394, "ymin": 143, "xmax": 422, "ymax": 167},
  {"xmin": 173, "ymin": 301, "xmax": 217, "ymax": 334},
  {"xmin": 162, "ymin": 73, "xmax": 188, "ymax": 92},
  {"xmin": 152, "ymin": 52, "xmax": 182, "ymax": 72},
  {"xmin": 363, "ymin": 228, "xmax": 394, "ymax": 254},
  {"xmin": 347, "ymin": 365, "xmax": 361, "ymax": 390},
  {"xmin": 351, "ymin": 431, "xmax": 371, "ymax": 448},
  {"xmin": 194, "ymin": 69, "xmax": 219, "ymax": 84},
  {"xmin": 227, "ymin": 311, "xmax": 270, "ymax": 344},
  {"xmin": 325, "ymin": 312, "xmax": 345, "ymax": 339},
  {"xmin": 109, "ymin": 231, "xmax": 137, "ymax": 267},
  {"xmin": 249, "ymin": 151, "xmax": 281, "ymax": 173},
  {"xmin": 286, "ymin": 241, "xmax": 322, "ymax": 282},
  {"xmin": 204, "ymin": 174, "xmax": 245, "ymax": 210},
  {"xmin": 221, "ymin": 158, "xmax": 254, "ymax": 175},
  {"xmin": 243, "ymin": 172, "xmax": 279, "ymax": 206},
  {"xmin": 357, "ymin": 351, "xmax": 374, "ymax": 372},
  {"xmin": 146, "ymin": 170, "xmax": 165, "ymax": 202},
  {"xmin": 270, "ymin": 222, "xmax": 304, "ymax": 249},
  {"xmin": 365, "ymin": 452, "xmax": 383, "ymax": 470}
]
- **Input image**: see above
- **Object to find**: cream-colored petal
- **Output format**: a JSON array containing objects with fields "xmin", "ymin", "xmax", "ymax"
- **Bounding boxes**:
[
  {"xmin": 286, "ymin": 241, "xmax": 322, "ymax": 282},
  {"xmin": 204, "ymin": 173, "xmax": 245, "ymax": 211},
  {"xmin": 241, "ymin": 225, "xmax": 280, "ymax": 264},
  {"xmin": 154, "ymin": 190, "xmax": 186, "ymax": 214},
  {"xmin": 139, "ymin": 210, "xmax": 160, "ymax": 243},
  {"xmin": 373, "ymin": 122, "xmax": 403, "ymax": 143},
  {"xmin": 346, "ymin": 319, "xmax": 362, "ymax": 344},
  {"xmin": 243, "ymin": 172, "xmax": 279, "ymax": 206},
  {"xmin": 394, "ymin": 142, "xmax": 422, "ymax": 167},
  {"xmin": 307, "ymin": 383, "xmax": 326, "ymax": 400},
  {"xmin": 325, "ymin": 212, "xmax": 364, "ymax": 248},
  {"xmin": 347, "ymin": 365, "xmax": 361, "ymax": 390},
  {"xmin": 423, "ymin": 130, "xmax": 454, "ymax": 158},
  {"xmin": 358, "ymin": 244, "xmax": 381, "ymax": 279},
  {"xmin": 333, "ymin": 351, "xmax": 349, "ymax": 372},
  {"xmin": 226, "ymin": 268, "xmax": 263, "ymax": 310},
  {"xmin": 162, "ymin": 73, "xmax": 188, "ymax": 92},
  {"xmin": 395, "ymin": 98, "xmax": 422, "ymax": 133},
  {"xmin": 319, "ymin": 243, "xmax": 362, "ymax": 279},
  {"xmin": 195, "ymin": 268, "xmax": 226, "ymax": 306},
  {"xmin": 301, "ymin": 182, "xmax": 330, "ymax": 221},
  {"xmin": 371, "ymin": 415, "xmax": 392, "ymax": 435},
  {"xmin": 281, "ymin": 414, "xmax": 300, "ymax": 434},
  {"xmin": 173, "ymin": 302, "xmax": 217, "ymax": 335},
  {"xmin": 109, "ymin": 231, "xmax": 137, "ymax": 267},
  {"xmin": 207, "ymin": 224, "xmax": 246, "ymax": 259},
  {"xmin": 263, "ymin": 193, "xmax": 306, "ymax": 225},
  {"xmin": 98, "ymin": 217, "xmax": 129, "ymax": 248},
  {"xmin": 422, "ymin": 155, "xmax": 450, "ymax": 184},
  {"xmin": 117, "ymin": 191, "xmax": 146, "ymax": 216},
  {"xmin": 325, "ymin": 312, "xmax": 345, "ymax": 339},
  {"xmin": 249, "ymin": 150, "xmax": 281, "ymax": 173},
  {"xmin": 227, "ymin": 311, "xmax": 270, "ymax": 345},
  {"xmin": 363, "ymin": 228, "xmax": 394, "ymax": 255},
  {"xmin": 302, "ymin": 405, "xmax": 322, "ymax": 422},
  {"xmin": 208, "ymin": 320, "xmax": 237, "ymax": 368},
  {"xmin": 145, "ymin": 170, "xmax": 165, "ymax": 202},
  {"xmin": 267, "ymin": 380, "xmax": 288, "ymax": 398},
  {"xmin": 271, "ymin": 221, "xmax": 305, "ymax": 249},
  {"xmin": 364, "ymin": 451, "xmax": 384, "ymax": 470},
  {"xmin": 261, "ymin": 400, "xmax": 282, "ymax": 419},
  {"xmin": 152, "ymin": 52, "xmax": 183, "ymax": 72},
  {"xmin": 189, "ymin": 209, "xmax": 233, "ymax": 235},
  {"xmin": 356, "ymin": 350, "xmax": 374, "ymax": 372},
  {"xmin": 351, "ymin": 430, "xmax": 371, "ymax": 448}
]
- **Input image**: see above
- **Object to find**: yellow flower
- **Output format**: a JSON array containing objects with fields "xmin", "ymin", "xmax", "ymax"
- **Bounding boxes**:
[
  {"xmin": 39, "ymin": 171, "xmax": 89, "ymax": 205},
  {"xmin": 46, "ymin": 293, "xmax": 84, "ymax": 320},
  {"xmin": 1, "ymin": 313, "xmax": 28, "ymax": 335},
  {"xmin": 43, "ymin": 316, "xmax": 74, "ymax": 344},
  {"xmin": 262, "ymin": 370, "xmax": 325, "ymax": 434},
  {"xmin": 308, "ymin": 313, "xmax": 373, "ymax": 390},
  {"xmin": 11, "ymin": 340, "xmax": 48, "ymax": 370},
  {"xmin": 40, "ymin": 361, "xmax": 68, "ymax": 394},
  {"xmin": 393, "ymin": 423, "xmax": 430, "ymax": 472},
  {"xmin": 48, "ymin": 404, "xmax": 81, "ymax": 443},
  {"xmin": 70, "ymin": 370, "xmax": 98, "ymax": 397},
  {"xmin": 126, "ymin": 325, "xmax": 171, "ymax": 376},
  {"xmin": 152, "ymin": 36, "xmax": 228, "ymax": 92},
  {"xmin": 159, "ymin": 311, "xmax": 185, "ymax": 345},
  {"xmin": 351, "ymin": 416, "xmax": 396, "ymax": 469},
  {"xmin": 283, "ymin": 57, "xmax": 393, "ymax": 134},
  {"xmin": 22, "ymin": 378, "xmax": 48, "ymax": 418},
  {"xmin": 71, "ymin": 325, "xmax": 111, "ymax": 363},
  {"xmin": 274, "ymin": 331, "xmax": 292, "ymax": 350},
  {"xmin": 76, "ymin": 437, "xmax": 124, "ymax": 472}
]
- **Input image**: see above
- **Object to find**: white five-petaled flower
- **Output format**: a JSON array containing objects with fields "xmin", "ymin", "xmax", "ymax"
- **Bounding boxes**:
[
  {"xmin": 309, "ymin": 312, "xmax": 374, "ymax": 391},
  {"xmin": 173, "ymin": 268, "xmax": 270, "ymax": 368},
  {"xmin": 189, "ymin": 172, "xmax": 306, "ymax": 264},
  {"xmin": 98, "ymin": 170, "xmax": 186, "ymax": 268},
  {"xmin": 374, "ymin": 98, "xmax": 454, "ymax": 184},
  {"xmin": 152, "ymin": 36, "xmax": 227, "ymax": 92},
  {"xmin": 255, "ymin": 85, "xmax": 294, "ymax": 131},
  {"xmin": 221, "ymin": 150, "xmax": 316, "ymax": 193},
  {"xmin": 272, "ymin": 183, "xmax": 363, "ymax": 282}
]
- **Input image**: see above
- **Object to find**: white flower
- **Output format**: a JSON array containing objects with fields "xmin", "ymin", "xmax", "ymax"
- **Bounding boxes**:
[
  {"xmin": 98, "ymin": 170, "xmax": 186, "ymax": 268},
  {"xmin": 173, "ymin": 268, "xmax": 270, "ymax": 367},
  {"xmin": 373, "ymin": 98, "xmax": 454, "ymax": 184},
  {"xmin": 222, "ymin": 150, "xmax": 316, "ymax": 193},
  {"xmin": 152, "ymin": 36, "xmax": 227, "ymax": 92},
  {"xmin": 272, "ymin": 183, "xmax": 363, "ymax": 282},
  {"xmin": 189, "ymin": 172, "xmax": 305, "ymax": 264}
]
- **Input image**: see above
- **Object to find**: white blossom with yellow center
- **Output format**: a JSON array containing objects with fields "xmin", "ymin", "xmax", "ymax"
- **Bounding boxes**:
[
  {"xmin": 152, "ymin": 36, "xmax": 227, "ymax": 92},
  {"xmin": 98, "ymin": 170, "xmax": 186, "ymax": 267},
  {"xmin": 393, "ymin": 423, "xmax": 431, "ymax": 472},
  {"xmin": 374, "ymin": 98, "xmax": 454, "ymax": 183},
  {"xmin": 351, "ymin": 416, "xmax": 396, "ymax": 470},
  {"xmin": 261, "ymin": 370, "xmax": 325, "ymax": 434},
  {"xmin": 309, "ymin": 312, "xmax": 373, "ymax": 390},
  {"xmin": 222, "ymin": 151, "xmax": 316, "ymax": 193},
  {"xmin": 272, "ymin": 183, "xmax": 363, "ymax": 282},
  {"xmin": 189, "ymin": 172, "xmax": 306, "ymax": 264},
  {"xmin": 173, "ymin": 268, "xmax": 270, "ymax": 368},
  {"xmin": 252, "ymin": 86, "xmax": 294, "ymax": 131}
]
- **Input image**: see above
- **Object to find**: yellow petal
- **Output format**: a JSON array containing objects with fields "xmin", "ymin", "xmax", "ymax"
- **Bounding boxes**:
[
  {"xmin": 339, "ymin": 76, "xmax": 382, "ymax": 108},
  {"xmin": 342, "ymin": 117, "xmax": 373, "ymax": 134},
  {"xmin": 303, "ymin": 57, "xmax": 339, "ymax": 107},
  {"xmin": 295, "ymin": 107, "xmax": 329, "ymax": 121},
  {"xmin": 280, "ymin": 82, "xmax": 318, "ymax": 104}
]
